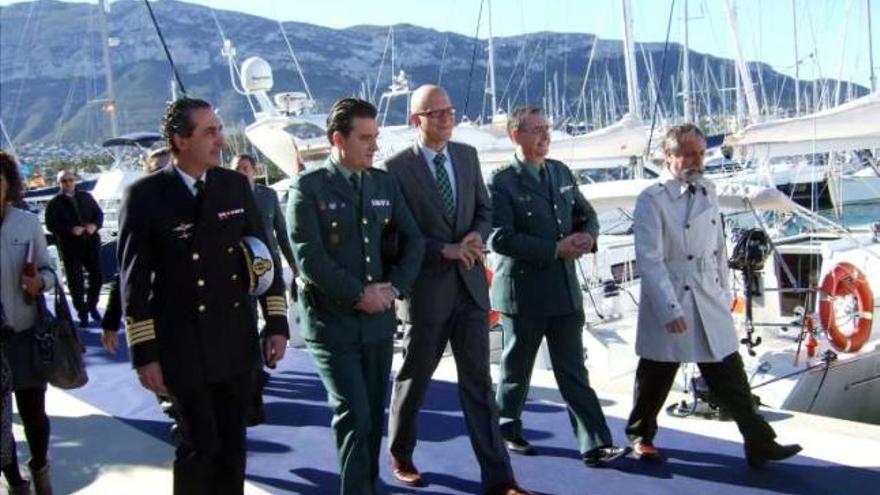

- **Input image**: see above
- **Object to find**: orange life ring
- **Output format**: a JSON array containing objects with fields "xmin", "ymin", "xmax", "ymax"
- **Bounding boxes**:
[
  {"xmin": 485, "ymin": 267, "xmax": 500, "ymax": 329},
  {"xmin": 818, "ymin": 262, "xmax": 874, "ymax": 353}
]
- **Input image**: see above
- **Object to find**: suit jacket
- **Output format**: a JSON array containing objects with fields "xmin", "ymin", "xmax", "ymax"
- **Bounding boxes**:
[
  {"xmin": 118, "ymin": 165, "xmax": 289, "ymax": 388},
  {"xmin": 633, "ymin": 171, "xmax": 738, "ymax": 362},
  {"xmin": 253, "ymin": 183, "xmax": 295, "ymax": 268},
  {"xmin": 288, "ymin": 160, "xmax": 425, "ymax": 345},
  {"xmin": 488, "ymin": 158, "xmax": 598, "ymax": 316},
  {"xmin": 385, "ymin": 142, "xmax": 492, "ymax": 322},
  {"xmin": 45, "ymin": 190, "xmax": 103, "ymax": 255}
]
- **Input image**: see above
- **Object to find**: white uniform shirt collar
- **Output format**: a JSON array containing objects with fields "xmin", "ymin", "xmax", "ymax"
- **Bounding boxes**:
[{"xmin": 175, "ymin": 166, "xmax": 207, "ymax": 196}]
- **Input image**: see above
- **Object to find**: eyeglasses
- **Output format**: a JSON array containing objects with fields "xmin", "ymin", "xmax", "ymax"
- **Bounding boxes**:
[
  {"xmin": 414, "ymin": 107, "xmax": 456, "ymax": 120},
  {"xmin": 518, "ymin": 125, "xmax": 551, "ymax": 135}
]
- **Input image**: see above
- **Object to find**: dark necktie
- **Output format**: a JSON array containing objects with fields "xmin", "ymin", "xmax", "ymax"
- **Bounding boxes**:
[
  {"xmin": 194, "ymin": 179, "xmax": 206, "ymax": 219},
  {"xmin": 433, "ymin": 153, "xmax": 455, "ymax": 219},
  {"xmin": 685, "ymin": 183, "xmax": 696, "ymax": 221}
]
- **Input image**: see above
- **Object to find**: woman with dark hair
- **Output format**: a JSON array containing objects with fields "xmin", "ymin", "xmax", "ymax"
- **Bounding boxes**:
[{"xmin": 0, "ymin": 151, "xmax": 57, "ymax": 495}]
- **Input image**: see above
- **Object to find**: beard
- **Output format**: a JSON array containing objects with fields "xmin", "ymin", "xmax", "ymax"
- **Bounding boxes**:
[{"xmin": 681, "ymin": 167, "xmax": 704, "ymax": 184}]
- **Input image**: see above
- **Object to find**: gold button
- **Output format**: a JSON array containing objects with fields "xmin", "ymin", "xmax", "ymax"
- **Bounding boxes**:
[
  {"xmin": 364, "ymin": 237, "xmax": 369, "ymax": 243},
  {"xmin": 231, "ymin": 274, "xmax": 238, "ymax": 281},
  {"xmin": 526, "ymin": 212, "xmax": 532, "ymax": 217},
  {"xmin": 557, "ymin": 219, "xmax": 562, "ymax": 224},
  {"xmin": 192, "ymin": 252, "xmax": 200, "ymax": 261},
  {"xmin": 332, "ymin": 221, "xmax": 338, "ymax": 228},
  {"xmin": 366, "ymin": 274, "xmax": 373, "ymax": 281},
  {"xmin": 233, "ymin": 302, "xmax": 240, "ymax": 308},
  {"xmin": 198, "ymin": 304, "xmax": 206, "ymax": 312},
  {"xmin": 384, "ymin": 218, "xmax": 389, "ymax": 224},
  {"xmin": 227, "ymin": 247, "xmax": 234, "ymax": 254},
  {"xmin": 362, "ymin": 217, "xmax": 368, "ymax": 224},
  {"xmin": 365, "ymin": 256, "xmax": 371, "ymax": 262},
  {"xmin": 197, "ymin": 279, "xmax": 205, "ymax": 287},
  {"xmin": 554, "ymin": 204, "xmax": 558, "ymax": 210}
]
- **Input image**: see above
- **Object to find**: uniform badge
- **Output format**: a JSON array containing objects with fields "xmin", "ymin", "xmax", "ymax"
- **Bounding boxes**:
[
  {"xmin": 371, "ymin": 199, "xmax": 391, "ymax": 207},
  {"xmin": 172, "ymin": 222, "xmax": 194, "ymax": 240}
]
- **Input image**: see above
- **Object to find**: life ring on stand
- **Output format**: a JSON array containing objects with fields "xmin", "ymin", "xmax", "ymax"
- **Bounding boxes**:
[
  {"xmin": 818, "ymin": 262, "xmax": 874, "ymax": 353},
  {"xmin": 485, "ymin": 267, "xmax": 500, "ymax": 329}
]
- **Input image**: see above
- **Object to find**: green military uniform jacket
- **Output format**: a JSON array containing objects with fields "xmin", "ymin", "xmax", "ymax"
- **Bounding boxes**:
[
  {"xmin": 287, "ymin": 160, "xmax": 425, "ymax": 345},
  {"xmin": 488, "ymin": 158, "xmax": 599, "ymax": 316}
]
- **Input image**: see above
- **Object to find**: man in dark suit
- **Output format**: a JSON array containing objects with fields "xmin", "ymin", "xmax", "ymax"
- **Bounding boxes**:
[
  {"xmin": 45, "ymin": 170, "xmax": 104, "ymax": 326},
  {"xmin": 118, "ymin": 97, "xmax": 289, "ymax": 495},
  {"xmin": 385, "ymin": 85, "xmax": 530, "ymax": 495},
  {"xmin": 489, "ymin": 106, "xmax": 625, "ymax": 467},
  {"xmin": 288, "ymin": 98, "xmax": 424, "ymax": 495}
]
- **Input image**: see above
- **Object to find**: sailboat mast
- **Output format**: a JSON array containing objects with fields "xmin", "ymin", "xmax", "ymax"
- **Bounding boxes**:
[
  {"xmin": 682, "ymin": 0, "xmax": 693, "ymax": 122},
  {"xmin": 792, "ymin": 0, "xmax": 801, "ymax": 115},
  {"xmin": 868, "ymin": 0, "xmax": 877, "ymax": 92},
  {"xmin": 621, "ymin": 0, "xmax": 641, "ymax": 118},
  {"xmin": 98, "ymin": 0, "xmax": 118, "ymax": 138},
  {"xmin": 722, "ymin": 0, "xmax": 760, "ymax": 124},
  {"xmin": 486, "ymin": 0, "xmax": 498, "ymax": 116}
]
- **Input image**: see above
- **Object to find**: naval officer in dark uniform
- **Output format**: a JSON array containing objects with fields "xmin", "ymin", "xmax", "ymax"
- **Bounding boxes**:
[
  {"xmin": 118, "ymin": 97, "xmax": 289, "ymax": 495},
  {"xmin": 488, "ymin": 106, "xmax": 625, "ymax": 467},
  {"xmin": 287, "ymin": 98, "xmax": 424, "ymax": 495}
]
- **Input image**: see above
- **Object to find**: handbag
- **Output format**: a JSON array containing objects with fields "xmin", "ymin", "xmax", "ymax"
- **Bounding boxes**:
[{"xmin": 31, "ymin": 272, "xmax": 89, "ymax": 389}]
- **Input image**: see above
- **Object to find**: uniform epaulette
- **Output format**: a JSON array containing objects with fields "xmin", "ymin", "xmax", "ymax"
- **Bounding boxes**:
[{"xmin": 491, "ymin": 164, "xmax": 516, "ymax": 178}]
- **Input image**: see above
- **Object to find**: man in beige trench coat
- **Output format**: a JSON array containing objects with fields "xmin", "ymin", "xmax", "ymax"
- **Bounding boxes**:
[{"xmin": 625, "ymin": 123, "xmax": 802, "ymax": 468}]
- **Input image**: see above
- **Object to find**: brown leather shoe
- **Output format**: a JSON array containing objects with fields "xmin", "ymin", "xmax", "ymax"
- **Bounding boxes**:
[
  {"xmin": 390, "ymin": 455, "xmax": 424, "ymax": 487},
  {"xmin": 485, "ymin": 481, "xmax": 535, "ymax": 495},
  {"xmin": 632, "ymin": 441, "xmax": 661, "ymax": 462}
]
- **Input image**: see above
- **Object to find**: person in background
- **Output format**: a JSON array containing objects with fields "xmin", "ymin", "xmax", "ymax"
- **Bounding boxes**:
[
  {"xmin": 1, "ymin": 151, "xmax": 57, "ymax": 495},
  {"xmin": 232, "ymin": 154, "xmax": 296, "ymax": 277},
  {"xmin": 232, "ymin": 153, "xmax": 296, "ymax": 425},
  {"xmin": 44, "ymin": 169, "xmax": 103, "ymax": 327},
  {"xmin": 144, "ymin": 146, "xmax": 171, "ymax": 173}
]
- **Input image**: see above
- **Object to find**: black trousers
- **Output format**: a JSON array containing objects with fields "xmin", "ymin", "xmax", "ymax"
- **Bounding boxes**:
[
  {"xmin": 625, "ymin": 352, "xmax": 776, "ymax": 447},
  {"xmin": 59, "ymin": 238, "xmax": 102, "ymax": 315},
  {"xmin": 168, "ymin": 371, "xmax": 253, "ymax": 495}
]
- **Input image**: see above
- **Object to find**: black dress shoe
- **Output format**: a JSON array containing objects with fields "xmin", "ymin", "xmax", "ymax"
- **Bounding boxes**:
[
  {"xmin": 745, "ymin": 442, "xmax": 802, "ymax": 468},
  {"xmin": 504, "ymin": 436, "xmax": 537, "ymax": 456},
  {"xmin": 583, "ymin": 445, "xmax": 627, "ymax": 467},
  {"xmin": 89, "ymin": 307, "xmax": 102, "ymax": 321}
]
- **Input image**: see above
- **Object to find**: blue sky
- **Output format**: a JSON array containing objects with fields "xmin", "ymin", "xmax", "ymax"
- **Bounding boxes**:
[{"xmin": 2, "ymin": 0, "xmax": 878, "ymax": 88}]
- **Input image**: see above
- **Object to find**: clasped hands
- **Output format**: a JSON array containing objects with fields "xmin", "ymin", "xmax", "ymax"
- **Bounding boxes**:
[
  {"xmin": 354, "ymin": 282, "xmax": 397, "ymax": 314},
  {"xmin": 442, "ymin": 232, "xmax": 484, "ymax": 270},
  {"xmin": 71, "ymin": 223, "xmax": 98, "ymax": 236},
  {"xmin": 556, "ymin": 232, "xmax": 594, "ymax": 260}
]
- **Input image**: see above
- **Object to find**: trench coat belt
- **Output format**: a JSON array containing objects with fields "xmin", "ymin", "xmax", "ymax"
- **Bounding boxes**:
[{"xmin": 664, "ymin": 257, "xmax": 719, "ymax": 273}]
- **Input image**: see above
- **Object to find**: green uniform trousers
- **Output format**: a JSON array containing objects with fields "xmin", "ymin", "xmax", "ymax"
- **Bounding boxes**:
[
  {"xmin": 495, "ymin": 311, "xmax": 612, "ymax": 455},
  {"xmin": 307, "ymin": 336, "xmax": 393, "ymax": 495}
]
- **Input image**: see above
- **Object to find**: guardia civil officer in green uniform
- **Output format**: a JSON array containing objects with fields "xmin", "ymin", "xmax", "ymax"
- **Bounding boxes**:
[
  {"xmin": 287, "ymin": 98, "xmax": 424, "ymax": 495},
  {"xmin": 488, "ymin": 106, "xmax": 625, "ymax": 467}
]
